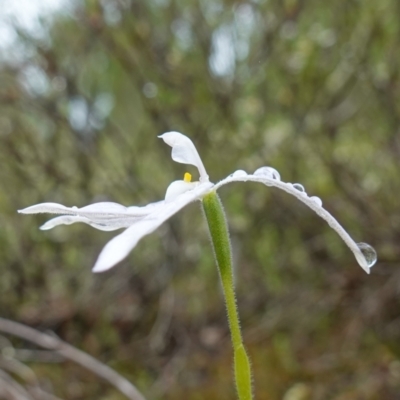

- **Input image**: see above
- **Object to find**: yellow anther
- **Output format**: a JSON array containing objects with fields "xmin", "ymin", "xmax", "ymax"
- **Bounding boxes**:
[{"xmin": 184, "ymin": 172, "xmax": 192, "ymax": 182}]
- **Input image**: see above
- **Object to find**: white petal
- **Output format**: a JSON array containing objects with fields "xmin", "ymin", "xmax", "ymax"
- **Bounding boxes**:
[
  {"xmin": 92, "ymin": 182, "xmax": 214, "ymax": 272},
  {"xmin": 41, "ymin": 215, "xmax": 90, "ymax": 230},
  {"xmin": 158, "ymin": 131, "xmax": 209, "ymax": 182},
  {"xmin": 215, "ymin": 172, "xmax": 371, "ymax": 274},
  {"xmin": 18, "ymin": 200, "xmax": 163, "ymax": 220},
  {"xmin": 40, "ymin": 215, "xmax": 126, "ymax": 231},
  {"xmin": 18, "ymin": 203, "xmax": 74, "ymax": 215},
  {"xmin": 165, "ymin": 180, "xmax": 199, "ymax": 202},
  {"xmin": 79, "ymin": 202, "xmax": 130, "ymax": 214},
  {"xmin": 18, "ymin": 201, "xmax": 130, "ymax": 217},
  {"xmin": 127, "ymin": 200, "xmax": 165, "ymax": 215}
]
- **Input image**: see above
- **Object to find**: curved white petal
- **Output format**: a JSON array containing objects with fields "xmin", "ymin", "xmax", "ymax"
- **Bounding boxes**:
[
  {"xmin": 19, "ymin": 201, "xmax": 162, "ymax": 218},
  {"xmin": 158, "ymin": 131, "xmax": 209, "ymax": 182},
  {"xmin": 127, "ymin": 200, "xmax": 165, "ymax": 215},
  {"xmin": 165, "ymin": 180, "xmax": 199, "ymax": 202},
  {"xmin": 18, "ymin": 203, "xmax": 74, "ymax": 215},
  {"xmin": 92, "ymin": 182, "xmax": 214, "ymax": 273},
  {"xmin": 76, "ymin": 202, "xmax": 158, "ymax": 221},
  {"xmin": 40, "ymin": 215, "xmax": 127, "ymax": 231},
  {"xmin": 215, "ymin": 171, "xmax": 372, "ymax": 274},
  {"xmin": 79, "ymin": 202, "xmax": 130, "ymax": 214},
  {"xmin": 18, "ymin": 201, "xmax": 130, "ymax": 217}
]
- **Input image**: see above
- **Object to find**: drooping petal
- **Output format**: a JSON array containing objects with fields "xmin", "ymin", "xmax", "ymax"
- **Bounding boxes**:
[
  {"xmin": 165, "ymin": 180, "xmax": 199, "ymax": 202},
  {"xmin": 158, "ymin": 131, "xmax": 209, "ymax": 182},
  {"xmin": 92, "ymin": 181, "xmax": 214, "ymax": 272},
  {"xmin": 40, "ymin": 215, "xmax": 127, "ymax": 231},
  {"xmin": 215, "ymin": 170, "xmax": 374, "ymax": 274}
]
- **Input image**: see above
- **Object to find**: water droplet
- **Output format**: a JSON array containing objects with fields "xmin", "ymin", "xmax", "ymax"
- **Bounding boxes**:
[
  {"xmin": 357, "ymin": 242, "xmax": 377, "ymax": 268},
  {"xmin": 293, "ymin": 183, "xmax": 305, "ymax": 192},
  {"xmin": 254, "ymin": 166, "xmax": 281, "ymax": 181},
  {"xmin": 231, "ymin": 170, "xmax": 247, "ymax": 178},
  {"xmin": 310, "ymin": 196, "xmax": 323, "ymax": 207}
]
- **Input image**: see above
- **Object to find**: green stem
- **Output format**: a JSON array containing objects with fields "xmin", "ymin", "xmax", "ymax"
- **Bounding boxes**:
[{"xmin": 202, "ymin": 191, "xmax": 253, "ymax": 400}]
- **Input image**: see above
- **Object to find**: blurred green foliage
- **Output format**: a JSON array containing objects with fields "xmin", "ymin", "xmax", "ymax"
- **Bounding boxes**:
[{"xmin": 0, "ymin": 0, "xmax": 399, "ymax": 399}]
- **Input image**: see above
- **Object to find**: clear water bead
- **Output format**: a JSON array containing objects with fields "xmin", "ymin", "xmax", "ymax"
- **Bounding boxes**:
[
  {"xmin": 357, "ymin": 242, "xmax": 377, "ymax": 268},
  {"xmin": 310, "ymin": 196, "xmax": 323, "ymax": 207},
  {"xmin": 254, "ymin": 166, "xmax": 281, "ymax": 181},
  {"xmin": 231, "ymin": 170, "xmax": 247, "ymax": 178},
  {"xmin": 293, "ymin": 183, "xmax": 305, "ymax": 192}
]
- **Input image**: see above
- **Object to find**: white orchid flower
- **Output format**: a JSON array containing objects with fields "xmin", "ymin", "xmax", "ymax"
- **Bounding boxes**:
[{"xmin": 19, "ymin": 131, "xmax": 376, "ymax": 274}]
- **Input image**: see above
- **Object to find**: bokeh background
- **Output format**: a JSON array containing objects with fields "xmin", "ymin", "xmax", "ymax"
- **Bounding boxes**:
[{"xmin": 0, "ymin": 0, "xmax": 399, "ymax": 399}]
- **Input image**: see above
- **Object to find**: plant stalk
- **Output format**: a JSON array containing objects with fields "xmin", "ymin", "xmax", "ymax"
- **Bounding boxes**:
[{"xmin": 202, "ymin": 191, "xmax": 253, "ymax": 400}]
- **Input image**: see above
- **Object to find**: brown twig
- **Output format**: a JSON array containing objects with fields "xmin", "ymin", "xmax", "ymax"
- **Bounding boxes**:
[{"xmin": 0, "ymin": 318, "xmax": 146, "ymax": 400}]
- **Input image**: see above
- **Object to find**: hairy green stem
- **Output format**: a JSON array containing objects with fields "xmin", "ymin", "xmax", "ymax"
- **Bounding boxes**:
[{"xmin": 202, "ymin": 191, "xmax": 253, "ymax": 400}]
